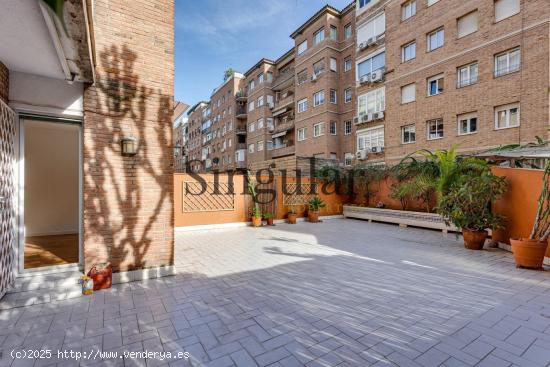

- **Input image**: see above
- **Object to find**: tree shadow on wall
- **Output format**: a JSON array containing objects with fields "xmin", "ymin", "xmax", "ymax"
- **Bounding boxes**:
[{"xmin": 83, "ymin": 44, "xmax": 173, "ymax": 273}]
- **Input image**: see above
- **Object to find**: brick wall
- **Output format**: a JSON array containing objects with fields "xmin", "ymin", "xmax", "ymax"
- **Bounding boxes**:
[
  {"xmin": 82, "ymin": 0, "xmax": 174, "ymax": 273},
  {"xmin": 0, "ymin": 61, "xmax": 8, "ymax": 103}
]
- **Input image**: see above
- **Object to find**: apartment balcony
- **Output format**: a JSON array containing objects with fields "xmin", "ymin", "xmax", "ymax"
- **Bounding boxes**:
[
  {"xmin": 236, "ymin": 107, "xmax": 247, "ymax": 119},
  {"xmin": 247, "ymin": 80, "xmax": 273, "ymax": 96},
  {"xmin": 235, "ymin": 90, "xmax": 247, "ymax": 102},
  {"xmin": 271, "ymin": 93, "xmax": 295, "ymax": 116},
  {"xmin": 236, "ymin": 143, "xmax": 246, "ymax": 150},
  {"xmin": 271, "ymin": 119, "xmax": 295, "ymax": 135},
  {"xmin": 235, "ymin": 125, "xmax": 247, "ymax": 135},
  {"xmin": 272, "ymin": 68, "xmax": 295, "ymax": 91},
  {"xmin": 270, "ymin": 144, "xmax": 295, "ymax": 159}
]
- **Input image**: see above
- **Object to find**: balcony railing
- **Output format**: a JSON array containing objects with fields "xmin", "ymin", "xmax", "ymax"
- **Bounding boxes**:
[
  {"xmin": 270, "ymin": 144, "xmax": 295, "ymax": 158},
  {"xmin": 236, "ymin": 107, "xmax": 247, "ymax": 119},
  {"xmin": 272, "ymin": 94, "xmax": 295, "ymax": 112},
  {"xmin": 235, "ymin": 125, "xmax": 247, "ymax": 134},
  {"xmin": 272, "ymin": 119, "xmax": 295, "ymax": 134},
  {"xmin": 272, "ymin": 68, "xmax": 295, "ymax": 91}
]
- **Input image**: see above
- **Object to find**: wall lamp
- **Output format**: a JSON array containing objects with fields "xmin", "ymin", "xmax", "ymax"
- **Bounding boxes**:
[{"xmin": 121, "ymin": 137, "xmax": 139, "ymax": 156}]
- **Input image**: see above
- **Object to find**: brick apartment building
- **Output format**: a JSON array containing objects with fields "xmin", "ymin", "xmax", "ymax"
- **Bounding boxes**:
[
  {"xmin": 185, "ymin": 0, "xmax": 548, "ymax": 172},
  {"xmin": 186, "ymin": 101, "xmax": 210, "ymax": 172},
  {"xmin": 173, "ymin": 100, "xmax": 189, "ymax": 173},
  {"xmin": 0, "ymin": 0, "xmax": 175, "ymax": 298}
]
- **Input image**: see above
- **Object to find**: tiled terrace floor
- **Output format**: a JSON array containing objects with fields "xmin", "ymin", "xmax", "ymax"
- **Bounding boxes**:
[{"xmin": 1, "ymin": 219, "xmax": 550, "ymax": 367}]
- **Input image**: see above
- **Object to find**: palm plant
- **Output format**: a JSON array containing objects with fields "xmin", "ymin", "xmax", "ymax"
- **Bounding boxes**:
[{"xmin": 308, "ymin": 196, "xmax": 326, "ymax": 212}]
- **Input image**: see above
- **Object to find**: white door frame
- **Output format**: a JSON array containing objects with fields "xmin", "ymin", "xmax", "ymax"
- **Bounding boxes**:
[{"xmin": 16, "ymin": 114, "xmax": 84, "ymax": 276}]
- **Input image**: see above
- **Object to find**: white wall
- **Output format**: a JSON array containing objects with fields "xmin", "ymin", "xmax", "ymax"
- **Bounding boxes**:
[
  {"xmin": 9, "ymin": 71, "xmax": 83, "ymax": 117},
  {"xmin": 24, "ymin": 120, "xmax": 79, "ymax": 236}
]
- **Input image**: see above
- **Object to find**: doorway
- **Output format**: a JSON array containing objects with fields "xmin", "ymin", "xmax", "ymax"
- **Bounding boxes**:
[{"xmin": 20, "ymin": 119, "xmax": 81, "ymax": 270}]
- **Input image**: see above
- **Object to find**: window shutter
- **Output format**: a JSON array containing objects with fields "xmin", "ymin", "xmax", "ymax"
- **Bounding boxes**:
[
  {"xmin": 495, "ymin": 0, "xmax": 520, "ymax": 22},
  {"xmin": 401, "ymin": 83, "xmax": 416, "ymax": 103},
  {"xmin": 457, "ymin": 11, "xmax": 478, "ymax": 38}
]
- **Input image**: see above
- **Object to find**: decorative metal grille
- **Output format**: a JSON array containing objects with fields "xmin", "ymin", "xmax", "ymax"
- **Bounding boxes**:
[
  {"xmin": 182, "ymin": 181, "xmax": 235, "ymax": 212},
  {"xmin": 0, "ymin": 99, "xmax": 16, "ymax": 299},
  {"xmin": 283, "ymin": 182, "xmax": 318, "ymax": 206}
]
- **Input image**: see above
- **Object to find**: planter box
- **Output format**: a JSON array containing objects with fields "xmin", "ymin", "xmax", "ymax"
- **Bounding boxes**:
[{"xmin": 343, "ymin": 205, "xmax": 459, "ymax": 233}]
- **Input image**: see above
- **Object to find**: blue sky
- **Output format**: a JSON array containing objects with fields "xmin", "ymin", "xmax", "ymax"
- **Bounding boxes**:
[{"xmin": 174, "ymin": 0, "xmax": 352, "ymax": 106}]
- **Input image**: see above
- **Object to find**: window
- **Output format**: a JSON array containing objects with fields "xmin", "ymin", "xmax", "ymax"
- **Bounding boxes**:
[
  {"xmin": 330, "ymin": 89, "xmax": 337, "ymax": 104},
  {"xmin": 344, "ymin": 88, "xmax": 353, "ymax": 103},
  {"xmin": 298, "ymin": 98, "xmax": 308, "ymax": 113},
  {"xmin": 427, "ymin": 74, "xmax": 444, "ymax": 96},
  {"xmin": 344, "ymin": 23, "xmax": 352, "ymax": 39},
  {"xmin": 358, "ymin": 87, "xmax": 385, "ymax": 116},
  {"xmin": 402, "ymin": 0, "xmax": 416, "ymax": 20},
  {"xmin": 357, "ymin": 12, "xmax": 385, "ymax": 44},
  {"xmin": 313, "ymin": 122, "xmax": 326, "ymax": 137},
  {"xmin": 297, "ymin": 69, "xmax": 308, "ymax": 85},
  {"xmin": 248, "ymin": 101, "xmax": 254, "ymax": 112},
  {"xmin": 357, "ymin": 51, "xmax": 385, "ymax": 79},
  {"xmin": 401, "ymin": 83, "xmax": 416, "ymax": 104},
  {"xmin": 330, "ymin": 121, "xmax": 337, "ymax": 135},
  {"xmin": 248, "ymin": 80, "xmax": 255, "ymax": 91},
  {"xmin": 267, "ymin": 140, "xmax": 273, "ymax": 150},
  {"xmin": 495, "ymin": 0, "xmax": 520, "ymax": 22},
  {"xmin": 228, "ymin": 138, "xmax": 232, "ymax": 147},
  {"xmin": 258, "ymin": 73, "xmax": 264, "ymax": 84},
  {"xmin": 345, "ymin": 153, "xmax": 354, "ymax": 166},
  {"xmin": 495, "ymin": 103, "xmax": 520, "ymax": 129},
  {"xmin": 298, "ymin": 127, "xmax": 307, "ymax": 141},
  {"xmin": 494, "ymin": 48, "xmax": 520, "ymax": 77},
  {"xmin": 298, "ymin": 40, "xmax": 308, "ymax": 55},
  {"xmin": 314, "ymin": 28, "xmax": 325, "ymax": 45},
  {"xmin": 248, "ymin": 144, "xmax": 254, "ymax": 153},
  {"xmin": 330, "ymin": 57, "xmax": 337, "ymax": 72},
  {"xmin": 427, "ymin": 28, "xmax": 444, "ymax": 51},
  {"xmin": 458, "ymin": 113, "xmax": 477, "ymax": 135},
  {"xmin": 257, "ymin": 141, "xmax": 264, "ymax": 151},
  {"xmin": 267, "ymin": 72, "xmax": 273, "ymax": 82},
  {"xmin": 402, "ymin": 41, "xmax": 416, "ymax": 62},
  {"xmin": 344, "ymin": 57, "xmax": 352, "ymax": 72},
  {"xmin": 427, "ymin": 119, "xmax": 444, "ymax": 140},
  {"xmin": 330, "ymin": 26, "xmax": 337, "ymax": 40},
  {"xmin": 257, "ymin": 118, "xmax": 264, "ymax": 129},
  {"xmin": 457, "ymin": 11, "xmax": 478, "ymax": 38},
  {"xmin": 248, "ymin": 122, "xmax": 255, "ymax": 132},
  {"xmin": 345, "ymin": 120, "xmax": 352, "ymax": 135},
  {"xmin": 257, "ymin": 95, "xmax": 264, "ymax": 107},
  {"xmin": 457, "ymin": 63, "xmax": 478, "ymax": 87},
  {"xmin": 266, "ymin": 118, "xmax": 273, "ymax": 130},
  {"xmin": 313, "ymin": 90, "xmax": 325, "ymax": 107},
  {"xmin": 313, "ymin": 59, "xmax": 325, "ymax": 75},
  {"xmin": 427, "ymin": 0, "xmax": 440, "ymax": 5},
  {"xmin": 401, "ymin": 124, "xmax": 416, "ymax": 144},
  {"xmin": 357, "ymin": 127, "xmax": 384, "ymax": 151},
  {"xmin": 267, "ymin": 95, "xmax": 274, "ymax": 107},
  {"xmin": 358, "ymin": 0, "xmax": 373, "ymax": 9}
]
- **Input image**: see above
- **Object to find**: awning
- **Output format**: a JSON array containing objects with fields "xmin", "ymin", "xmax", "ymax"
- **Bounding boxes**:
[
  {"xmin": 272, "ymin": 107, "xmax": 289, "ymax": 117},
  {"xmin": 272, "ymin": 131, "xmax": 287, "ymax": 139}
]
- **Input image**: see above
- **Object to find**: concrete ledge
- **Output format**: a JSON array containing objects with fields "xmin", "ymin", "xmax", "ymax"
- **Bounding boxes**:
[
  {"xmin": 112, "ymin": 265, "xmax": 176, "ymax": 284},
  {"xmin": 343, "ymin": 205, "xmax": 459, "ymax": 233},
  {"xmin": 176, "ymin": 215, "xmax": 345, "ymax": 231}
]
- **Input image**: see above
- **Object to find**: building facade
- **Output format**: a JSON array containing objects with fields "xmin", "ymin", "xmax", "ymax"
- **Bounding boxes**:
[{"xmin": 173, "ymin": 100, "xmax": 189, "ymax": 173}]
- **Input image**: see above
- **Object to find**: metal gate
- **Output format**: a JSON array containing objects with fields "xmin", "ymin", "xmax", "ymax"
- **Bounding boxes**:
[{"xmin": 0, "ymin": 99, "xmax": 16, "ymax": 299}]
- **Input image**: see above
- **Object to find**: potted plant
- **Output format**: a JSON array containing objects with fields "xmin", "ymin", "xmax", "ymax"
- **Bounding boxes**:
[
  {"xmin": 308, "ymin": 196, "xmax": 326, "ymax": 223},
  {"xmin": 264, "ymin": 212, "xmax": 274, "ymax": 226},
  {"xmin": 438, "ymin": 168, "xmax": 507, "ymax": 250},
  {"xmin": 251, "ymin": 206, "xmax": 262, "ymax": 227},
  {"xmin": 511, "ymin": 163, "xmax": 550, "ymax": 269},
  {"xmin": 287, "ymin": 207, "xmax": 298, "ymax": 224}
]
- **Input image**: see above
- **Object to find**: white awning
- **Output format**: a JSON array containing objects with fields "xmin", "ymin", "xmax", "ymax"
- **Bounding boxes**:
[
  {"xmin": 272, "ymin": 131, "xmax": 287, "ymax": 139},
  {"xmin": 272, "ymin": 107, "xmax": 289, "ymax": 117}
]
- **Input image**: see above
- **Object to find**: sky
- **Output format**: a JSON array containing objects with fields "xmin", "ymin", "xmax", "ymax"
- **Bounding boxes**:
[{"xmin": 174, "ymin": 0, "xmax": 352, "ymax": 107}]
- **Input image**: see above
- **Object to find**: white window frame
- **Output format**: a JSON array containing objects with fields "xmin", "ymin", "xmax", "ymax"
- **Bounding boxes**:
[
  {"xmin": 297, "ymin": 40, "xmax": 308, "ymax": 55},
  {"xmin": 257, "ymin": 95, "xmax": 264, "ymax": 107},
  {"xmin": 330, "ymin": 57, "xmax": 337, "ymax": 72},
  {"xmin": 356, "ymin": 126, "xmax": 384, "ymax": 151},
  {"xmin": 298, "ymin": 98, "xmax": 308, "ymax": 113},
  {"xmin": 427, "ymin": 0, "xmax": 440, "ymax": 6},
  {"xmin": 427, "ymin": 74, "xmax": 444, "ymax": 96},
  {"xmin": 248, "ymin": 101, "xmax": 254, "ymax": 112},
  {"xmin": 402, "ymin": 41, "xmax": 416, "ymax": 62},
  {"xmin": 357, "ymin": 12, "xmax": 385, "ymax": 45},
  {"xmin": 401, "ymin": 124, "xmax": 416, "ymax": 144},
  {"xmin": 357, "ymin": 87, "xmax": 385, "ymax": 116},
  {"xmin": 344, "ymin": 153, "xmax": 354, "ymax": 166},
  {"xmin": 257, "ymin": 118, "xmax": 264, "ymax": 129},
  {"xmin": 313, "ymin": 90, "xmax": 325, "ymax": 107},
  {"xmin": 494, "ymin": 103, "xmax": 520, "ymax": 129},
  {"xmin": 356, "ymin": 49, "xmax": 385, "ymax": 80},
  {"xmin": 401, "ymin": 83, "xmax": 416, "ymax": 104},
  {"xmin": 494, "ymin": 47, "xmax": 521, "ymax": 77},
  {"xmin": 426, "ymin": 119, "xmax": 444, "ymax": 140},
  {"xmin": 257, "ymin": 141, "xmax": 264, "ymax": 151},
  {"xmin": 248, "ymin": 122, "xmax": 255, "ymax": 132},
  {"xmin": 344, "ymin": 23, "xmax": 352, "ymax": 39},
  {"xmin": 344, "ymin": 57, "xmax": 352, "ymax": 72},
  {"xmin": 457, "ymin": 11, "xmax": 478, "ymax": 39},
  {"xmin": 345, "ymin": 120, "xmax": 352, "ymax": 135},
  {"xmin": 297, "ymin": 127, "xmax": 307, "ymax": 141},
  {"xmin": 495, "ymin": 0, "xmax": 520, "ymax": 22},
  {"xmin": 457, "ymin": 62, "xmax": 478, "ymax": 88},
  {"xmin": 457, "ymin": 112, "xmax": 478, "ymax": 135},
  {"xmin": 330, "ymin": 89, "xmax": 337, "ymax": 104},
  {"xmin": 248, "ymin": 144, "xmax": 255, "ymax": 153},
  {"xmin": 401, "ymin": 0, "xmax": 416, "ymax": 21},
  {"xmin": 330, "ymin": 25, "xmax": 337, "ymax": 40},
  {"xmin": 330, "ymin": 121, "xmax": 337, "ymax": 135},
  {"xmin": 344, "ymin": 88, "xmax": 352, "ymax": 103},
  {"xmin": 427, "ymin": 28, "xmax": 444, "ymax": 52},
  {"xmin": 314, "ymin": 28, "xmax": 325, "ymax": 45},
  {"xmin": 313, "ymin": 122, "xmax": 326, "ymax": 137}
]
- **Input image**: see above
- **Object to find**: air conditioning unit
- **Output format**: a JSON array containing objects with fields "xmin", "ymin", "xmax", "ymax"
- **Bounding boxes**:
[
  {"xmin": 353, "ymin": 116, "xmax": 360, "ymax": 124},
  {"xmin": 366, "ymin": 37, "xmax": 376, "ymax": 46},
  {"xmin": 362, "ymin": 114, "xmax": 370, "ymax": 122},
  {"xmin": 371, "ymin": 69, "xmax": 384, "ymax": 83},
  {"xmin": 373, "ymin": 111, "xmax": 385, "ymax": 120},
  {"xmin": 371, "ymin": 146, "xmax": 379, "ymax": 153},
  {"xmin": 380, "ymin": 146, "xmax": 385, "ymax": 152},
  {"xmin": 356, "ymin": 150, "xmax": 368, "ymax": 160},
  {"xmin": 311, "ymin": 74, "xmax": 318, "ymax": 82},
  {"xmin": 358, "ymin": 42, "xmax": 367, "ymax": 51},
  {"xmin": 376, "ymin": 33, "xmax": 385, "ymax": 42},
  {"xmin": 359, "ymin": 75, "xmax": 370, "ymax": 84}
]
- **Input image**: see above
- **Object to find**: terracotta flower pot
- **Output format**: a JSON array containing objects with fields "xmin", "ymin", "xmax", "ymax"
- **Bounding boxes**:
[
  {"xmin": 510, "ymin": 238, "xmax": 548, "ymax": 270},
  {"xmin": 87, "ymin": 263, "xmax": 112, "ymax": 291},
  {"xmin": 462, "ymin": 228, "xmax": 487, "ymax": 250},
  {"xmin": 251, "ymin": 217, "xmax": 262, "ymax": 227},
  {"xmin": 287, "ymin": 213, "xmax": 297, "ymax": 224},
  {"xmin": 266, "ymin": 217, "xmax": 274, "ymax": 226},
  {"xmin": 308, "ymin": 211, "xmax": 320, "ymax": 223}
]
